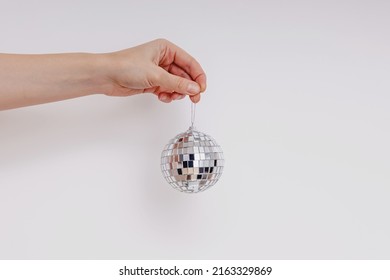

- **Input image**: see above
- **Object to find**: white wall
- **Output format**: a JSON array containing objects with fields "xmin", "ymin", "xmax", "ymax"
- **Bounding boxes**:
[{"xmin": 1, "ymin": 0, "xmax": 390, "ymax": 259}]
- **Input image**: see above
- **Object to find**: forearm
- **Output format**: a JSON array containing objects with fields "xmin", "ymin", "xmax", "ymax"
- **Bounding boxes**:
[{"xmin": 0, "ymin": 53, "xmax": 108, "ymax": 110}]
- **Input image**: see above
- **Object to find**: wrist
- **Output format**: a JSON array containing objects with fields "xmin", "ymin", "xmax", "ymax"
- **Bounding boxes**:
[{"xmin": 87, "ymin": 53, "xmax": 115, "ymax": 95}]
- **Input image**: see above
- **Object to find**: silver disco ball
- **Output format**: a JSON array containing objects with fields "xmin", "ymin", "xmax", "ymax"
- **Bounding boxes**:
[{"xmin": 161, "ymin": 127, "xmax": 224, "ymax": 193}]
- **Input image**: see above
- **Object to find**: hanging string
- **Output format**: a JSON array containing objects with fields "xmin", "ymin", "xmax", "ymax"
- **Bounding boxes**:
[{"xmin": 191, "ymin": 102, "xmax": 196, "ymax": 129}]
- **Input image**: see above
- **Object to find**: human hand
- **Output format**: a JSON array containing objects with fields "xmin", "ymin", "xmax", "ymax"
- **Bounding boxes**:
[
  {"xmin": 100, "ymin": 39, "xmax": 206, "ymax": 103},
  {"xmin": 0, "ymin": 39, "xmax": 205, "ymax": 110}
]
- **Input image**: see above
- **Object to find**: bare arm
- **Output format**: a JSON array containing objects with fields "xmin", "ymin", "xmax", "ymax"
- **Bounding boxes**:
[{"xmin": 0, "ymin": 39, "xmax": 207, "ymax": 111}]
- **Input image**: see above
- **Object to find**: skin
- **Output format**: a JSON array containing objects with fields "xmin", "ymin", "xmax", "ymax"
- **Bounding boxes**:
[{"xmin": 0, "ymin": 39, "xmax": 207, "ymax": 111}]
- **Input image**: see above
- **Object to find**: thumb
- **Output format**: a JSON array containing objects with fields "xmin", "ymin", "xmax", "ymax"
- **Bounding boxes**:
[{"xmin": 153, "ymin": 67, "xmax": 200, "ymax": 95}]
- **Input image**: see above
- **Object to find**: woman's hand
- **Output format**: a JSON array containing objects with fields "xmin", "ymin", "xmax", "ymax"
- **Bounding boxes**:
[
  {"xmin": 0, "ymin": 39, "xmax": 206, "ymax": 110},
  {"xmin": 101, "ymin": 39, "xmax": 207, "ymax": 103}
]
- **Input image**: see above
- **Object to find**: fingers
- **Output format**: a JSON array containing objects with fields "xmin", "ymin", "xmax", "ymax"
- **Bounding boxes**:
[
  {"xmin": 158, "ymin": 92, "xmax": 172, "ymax": 103},
  {"xmin": 168, "ymin": 63, "xmax": 191, "ymax": 80},
  {"xmin": 153, "ymin": 66, "xmax": 200, "ymax": 95},
  {"xmin": 152, "ymin": 39, "xmax": 207, "ymax": 104},
  {"xmin": 157, "ymin": 92, "xmax": 198, "ymax": 104},
  {"xmin": 158, "ymin": 39, "xmax": 207, "ymax": 93},
  {"xmin": 158, "ymin": 92, "xmax": 185, "ymax": 103},
  {"xmin": 171, "ymin": 92, "xmax": 186, "ymax": 100},
  {"xmin": 165, "ymin": 64, "xmax": 202, "ymax": 103}
]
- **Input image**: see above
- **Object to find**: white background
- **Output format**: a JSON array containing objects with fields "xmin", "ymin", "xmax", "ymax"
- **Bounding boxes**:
[{"xmin": 0, "ymin": 0, "xmax": 389, "ymax": 259}]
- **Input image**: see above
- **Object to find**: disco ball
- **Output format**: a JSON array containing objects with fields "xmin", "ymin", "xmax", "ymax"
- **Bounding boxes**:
[{"xmin": 161, "ymin": 127, "xmax": 224, "ymax": 193}]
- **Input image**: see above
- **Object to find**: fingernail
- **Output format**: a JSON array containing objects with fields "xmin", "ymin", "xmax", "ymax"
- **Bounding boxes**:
[
  {"xmin": 159, "ymin": 95, "xmax": 168, "ymax": 101},
  {"xmin": 187, "ymin": 83, "xmax": 200, "ymax": 95}
]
